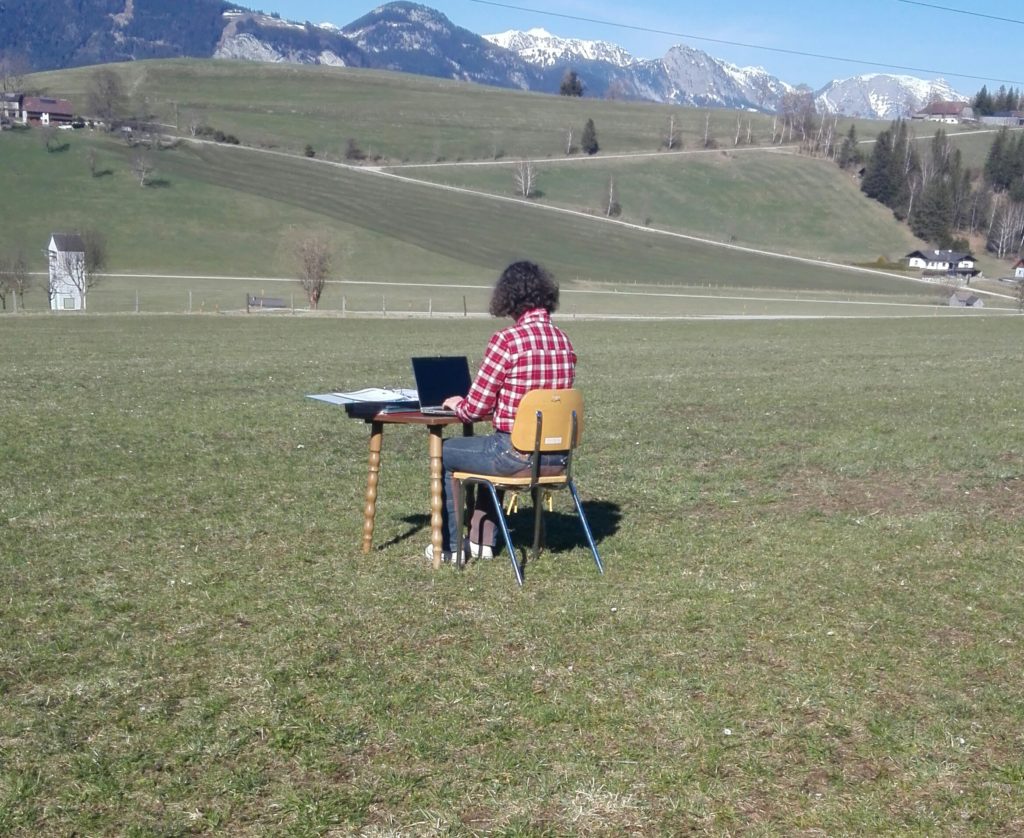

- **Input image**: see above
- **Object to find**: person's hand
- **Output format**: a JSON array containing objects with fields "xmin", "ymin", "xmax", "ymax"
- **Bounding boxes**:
[{"xmin": 442, "ymin": 396, "xmax": 464, "ymax": 411}]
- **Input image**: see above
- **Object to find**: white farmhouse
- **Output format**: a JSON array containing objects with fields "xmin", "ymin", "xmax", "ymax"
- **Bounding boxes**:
[
  {"xmin": 905, "ymin": 249, "xmax": 979, "ymax": 282},
  {"xmin": 1014, "ymin": 258, "xmax": 1024, "ymax": 280},
  {"xmin": 47, "ymin": 233, "xmax": 86, "ymax": 311}
]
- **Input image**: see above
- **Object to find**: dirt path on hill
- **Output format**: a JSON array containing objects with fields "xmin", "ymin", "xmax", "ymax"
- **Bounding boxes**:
[{"xmin": 182, "ymin": 137, "xmax": 1017, "ymax": 306}]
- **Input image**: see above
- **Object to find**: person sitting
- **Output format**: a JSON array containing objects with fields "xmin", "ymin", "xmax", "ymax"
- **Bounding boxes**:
[{"xmin": 425, "ymin": 260, "xmax": 577, "ymax": 563}]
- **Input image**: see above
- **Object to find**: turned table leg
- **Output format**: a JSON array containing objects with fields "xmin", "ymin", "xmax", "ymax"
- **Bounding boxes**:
[
  {"xmin": 428, "ymin": 426, "xmax": 444, "ymax": 569},
  {"xmin": 361, "ymin": 421, "xmax": 384, "ymax": 554}
]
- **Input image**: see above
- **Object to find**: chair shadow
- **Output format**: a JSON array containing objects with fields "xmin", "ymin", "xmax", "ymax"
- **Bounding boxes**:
[{"xmin": 526, "ymin": 499, "xmax": 622, "ymax": 554}]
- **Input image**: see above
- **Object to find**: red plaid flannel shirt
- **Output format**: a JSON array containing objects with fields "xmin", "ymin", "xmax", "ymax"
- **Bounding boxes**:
[{"xmin": 454, "ymin": 308, "xmax": 576, "ymax": 433}]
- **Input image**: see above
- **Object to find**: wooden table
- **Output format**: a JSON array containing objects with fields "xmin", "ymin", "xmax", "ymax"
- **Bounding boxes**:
[{"xmin": 360, "ymin": 410, "xmax": 477, "ymax": 569}]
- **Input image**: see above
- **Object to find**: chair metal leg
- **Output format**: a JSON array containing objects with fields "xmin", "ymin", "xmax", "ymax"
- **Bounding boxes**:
[
  {"xmin": 530, "ymin": 486, "xmax": 544, "ymax": 562},
  {"xmin": 568, "ymin": 480, "xmax": 603, "ymax": 574},
  {"xmin": 479, "ymin": 481, "xmax": 524, "ymax": 586}
]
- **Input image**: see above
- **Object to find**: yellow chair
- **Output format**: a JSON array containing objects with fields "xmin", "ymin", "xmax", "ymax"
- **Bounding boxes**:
[{"xmin": 452, "ymin": 388, "xmax": 604, "ymax": 586}]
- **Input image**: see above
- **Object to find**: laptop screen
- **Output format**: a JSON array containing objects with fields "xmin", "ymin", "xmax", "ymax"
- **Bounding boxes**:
[{"xmin": 411, "ymin": 356, "xmax": 472, "ymax": 408}]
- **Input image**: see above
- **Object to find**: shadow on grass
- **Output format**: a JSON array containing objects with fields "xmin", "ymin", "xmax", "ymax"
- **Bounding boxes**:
[
  {"xmin": 145, "ymin": 178, "xmax": 172, "ymax": 188},
  {"xmin": 377, "ymin": 498, "xmax": 622, "ymax": 556},
  {"xmin": 91, "ymin": 169, "xmax": 115, "ymax": 178}
]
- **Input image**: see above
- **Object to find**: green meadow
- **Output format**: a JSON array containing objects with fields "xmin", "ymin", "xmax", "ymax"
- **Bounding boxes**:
[
  {"xmin": 25, "ymin": 61, "xmax": 876, "ymax": 163},
  {"xmin": 2, "ymin": 315, "xmax": 1023, "ymax": 835},
  {"xmin": 5, "ymin": 59, "xmax": 1018, "ymax": 311}
]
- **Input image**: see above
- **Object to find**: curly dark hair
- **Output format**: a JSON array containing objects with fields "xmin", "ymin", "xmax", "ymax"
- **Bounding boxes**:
[{"xmin": 489, "ymin": 261, "xmax": 560, "ymax": 319}]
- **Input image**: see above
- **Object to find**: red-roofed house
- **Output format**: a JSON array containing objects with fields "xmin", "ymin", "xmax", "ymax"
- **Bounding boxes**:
[
  {"xmin": 912, "ymin": 101, "xmax": 975, "ymax": 124},
  {"xmin": 21, "ymin": 96, "xmax": 75, "ymax": 126},
  {"xmin": 1014, "ymin": 258, "xmax": 1024, "ymax": 280}
]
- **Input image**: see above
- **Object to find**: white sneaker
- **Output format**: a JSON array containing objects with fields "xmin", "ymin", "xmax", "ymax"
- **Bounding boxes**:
[
  {"xmin": 466, "ymin": 541, "xmax": 494, "ymax": 559},
  {"xmin": 423, "ymin": 543, "xmax": 453, "ymax": 564}
]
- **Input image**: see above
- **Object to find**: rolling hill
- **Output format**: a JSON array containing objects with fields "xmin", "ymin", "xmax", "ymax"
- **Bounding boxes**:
[{"xmin": 1, "ymin": 60, "xmax": 1012, "ymax": 314}]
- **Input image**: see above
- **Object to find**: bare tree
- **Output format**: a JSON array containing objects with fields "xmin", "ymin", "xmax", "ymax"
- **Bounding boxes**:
[
  {"xmin": 86, "ymin": 68, "xmax": 127, "ymax": 126},
  {"xmin": 564, "ymin": 127, "xmax": 574, "ymax": 155},
  {"xmin": 604, "ymin": 79, "xmax": 628, "ymax": 100},
  {"xmin": 0, "ymin": 50, "xmax": 29, "ymax": 94},
  {"xmin": 295, "ymin": 235, "xmax": 331, "ymax": 309},
  {"xmin": 0, "ymin": 252, "xmax": 31, "ymax": 311},
  {"xmin": 605, "ymin": 176, "xmax": 621, "ymax": 217},
  {"xmin": 665, "ymin": 114, "xmax": 680, "ymax": 150},
  {"xmin": 1016, "ymin": 277, "xmax": 1024, "ymax": 313},
  {"xmin": 39, "ymin": 124, "xmax": 58, "ymax": 151},
  {"xmin": 513, "ymin": 159, "xmax": 537, "ymax": 198},
  {"xmin": 989, "ymin": 199, "xmax": 1024, "ymax": 259},
  {"xmin": 131, "ymin": 150, "xmax": 155, "ymax": 186},
  {"xmin": 184, "ymin": 109, "xmax": 202, "ymax": 137}
]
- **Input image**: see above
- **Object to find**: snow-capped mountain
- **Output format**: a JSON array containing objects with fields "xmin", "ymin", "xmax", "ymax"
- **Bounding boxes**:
[
  {"xmin": 483, "ymin": 28, "xmax": 636, "ymax": 69},
  {"xmin": 656, "ymin": 44, "xmax": 794, "ymax": 110},
  {"xmin": 11, "ymin": 0, "xmax": 972, "ymax": 118},
  {"xmin": 815, "ymin": 74, "xmax": 967, "ymax": 120},
  {"xmin": 339, "ymin": 2, "xmax": 540, "ymax": 89}
]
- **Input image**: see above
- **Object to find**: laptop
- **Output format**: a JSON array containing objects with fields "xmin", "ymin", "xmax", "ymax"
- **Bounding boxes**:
[{"xmin": 411, "ymin": 356, "xmax": 472, "ymax": 415}]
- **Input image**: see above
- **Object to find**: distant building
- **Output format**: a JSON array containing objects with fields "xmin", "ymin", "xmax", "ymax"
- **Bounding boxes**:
[
  {"xmin": 905, "ymin": 249, "xmax": 979, "ymax": 281},
  {"xmin": 1014, "ymin": 258, "xmax": 1024, "ymax": 280},
  {"xmin": 47, "ymin": 233, "xmax": 86, "ymax": 311},
  {"xmin": 979, "ymin": 111, "xmax": 1024, "ymax": 128},
  {"xmin": 1, "ymin": 92, "xmax": 21, "ymax": 124},
  {"xmin": 949, "ymin": 290, "xmax": 984, "ymax": 308},
  {"xmin": 21, "ymin": 96, "xmax": 75, "ymax": 126},
  {"xmin": 912, "ymin": 101, "xmax": 975, "ymax": 124}
]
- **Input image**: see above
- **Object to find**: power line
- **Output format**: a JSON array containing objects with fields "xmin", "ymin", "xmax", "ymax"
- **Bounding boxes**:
[
  {"xmin": 896, "ymin": 1, "xmax": 1024, "ymax": 26},
  {"xmin": 469, "ymin": 0, "xmax": 1024, "ymax": 86}
]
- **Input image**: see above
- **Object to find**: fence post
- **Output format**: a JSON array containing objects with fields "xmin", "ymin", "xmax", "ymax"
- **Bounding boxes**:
[
  {"xmin": 429, "ymin": 298, "xmax": 432, "ymax": 317},
  {"xmin": 188, "ymin": 289, "xmax": 192, "ymax": 313},
  {"xmin": 342, "ymin": 295, "xmax": 346, "ymax": 316},
  {"xmin": 463, "ymin": 295, "xmax": 467, "ymax": 317},
  {"xmin": 382, "ymin": 295, "xmax": 386, "ymax": 315}
]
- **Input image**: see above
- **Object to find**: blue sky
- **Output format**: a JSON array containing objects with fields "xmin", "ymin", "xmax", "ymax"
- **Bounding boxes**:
[{"xmin": 264, "ymin": 0, "xmax": 1024, "ymax": 93}]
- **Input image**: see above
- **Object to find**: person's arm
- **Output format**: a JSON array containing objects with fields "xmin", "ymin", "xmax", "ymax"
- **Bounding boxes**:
[{"xmin": 453, "ymin": 333, "xmax": 510, "ymax": 421}]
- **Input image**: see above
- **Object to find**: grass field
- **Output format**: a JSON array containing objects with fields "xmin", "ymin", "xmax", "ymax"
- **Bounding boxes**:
[
  {"xmin": 0, "ymin": 127, "xmax": 980, "ymax": 314},
  {"xmin": 5, "ymin": 60, "xmax": 1021, "ymax": 305},
  {"xmin": 2, "ymin": 314, "xmax": 1023, "ymax": 834},
  {"xmin": 393, "ymin": 150, "xmax": 922, "ymax": 264},
  {"xmin": 26, "ymin": 61, "xmax": 882, "ymax": 164}
]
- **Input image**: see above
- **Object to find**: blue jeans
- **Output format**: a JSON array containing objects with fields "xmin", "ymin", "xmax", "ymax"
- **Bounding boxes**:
[{"xmin": 441, "ymin": 432, "xmax": 564, "ymax": 551}]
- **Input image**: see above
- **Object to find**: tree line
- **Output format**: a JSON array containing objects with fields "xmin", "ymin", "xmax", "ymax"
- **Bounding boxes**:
[
  {"xmin": 851, "ymin": 119, "xmax": 1024, "ymax": 259},
  {"xmin": 972, "ymin": 85, "xmax": 1021, "ymax": 117}
]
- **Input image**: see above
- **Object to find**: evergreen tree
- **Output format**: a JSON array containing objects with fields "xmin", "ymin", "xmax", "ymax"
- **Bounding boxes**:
[
  {"xmin": 973, "ymin": 85, "xmax": 994, "ymax": 116},
  {"xmin": 888, "ymin": 120, "xmax": 920, "ymax": 218},
  {"xmin": 912, "ymin": 175, "xmax": 953, "ymax": 245},
  {"xmin": 861, "ymin": 128, "xmax": 896, "ymax": 204},
  {"xmin": 836, "ymin": 124, "xmax": 862, "ymax": 169},
  {"xmin": 580, "ymin": 118, "xmax": 599, "ymax": 155},
  {"xmin": 994, "ymin": 85, "xmax": 1010, "ymax": 113},
  {"xmin": 984, "ymin": 127, "xmax": 1012, "ymax": 189},
  {"xmin": 559, "ymin": 70, "xmax": 584, "ymax": 97}
]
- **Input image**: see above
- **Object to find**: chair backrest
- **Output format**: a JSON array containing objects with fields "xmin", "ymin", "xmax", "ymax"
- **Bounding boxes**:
[{"xmin": 510, "ymin": 389, "xmax": 584, "ymax": 453}]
